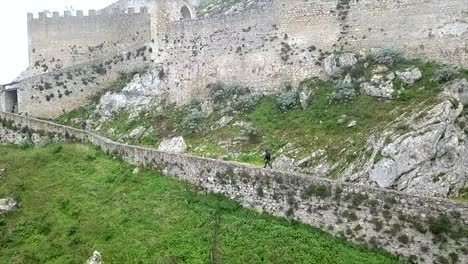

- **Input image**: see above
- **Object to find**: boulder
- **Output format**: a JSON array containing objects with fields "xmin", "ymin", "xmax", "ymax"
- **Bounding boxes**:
[
  {"xmin": 396, "ymin": 67, "xmax": 422, "ymax": 85},
  {"xmin": 0, "ymin": 198, "xmax": 18, "ymax": 214},
  {"xmin": 360, "ymin": 81, "xmax": 394, "ymax": 99},
  {"xmin": 127, "ymin": 126, "xmax": 147, "ymax": 139},
  {"xmin": 323, "ymin": 54, "xmax": 340, "ymax": 77},
  {"xmin": 369, "ymin": 159, "xmax": 398, "ymax": 188},
  {"xmin": 347, "ymin": 120, "xmax": 357, "ymax": 128},
  {"xmin": 299, "ymin": 89, "xmax": 313, "ymax": 110},
  {"xmin": 86, "ymin": 251, "xmax": 103, "ymax": 264},
  {"xmin": 323, "ymin": 53, "xmax": 357, "ymax": 77},
  {"xmin": 157, "ymin": 136, "xmax": 187, "ymax": 154}
]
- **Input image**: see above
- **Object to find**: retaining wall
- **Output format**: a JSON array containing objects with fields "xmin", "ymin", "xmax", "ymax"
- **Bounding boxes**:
[
  {"xmin": 0, "ymin": 111, "xmax": 466, "ymax": 264},
  {"xmin": 14, "ymin": 44, "xmax": 151, "ymax": 119}
]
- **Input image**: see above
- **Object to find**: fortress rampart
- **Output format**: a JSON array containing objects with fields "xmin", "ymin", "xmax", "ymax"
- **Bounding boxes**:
[
  {"xmin": 0, "ymin": 111, "xmax": 466, "ymax": 264},
  {"xmin": 153, "ymin": 0, "xmax": 467, "ymax": 104},
  {"xmin": 1, "ymin": 0, "xmax": 467, "ymax": 118},
  {"xmin": 27, "ymin": 8, "xmax": 151, "ymax": 75},
  {"xmin": 2, "ymin": 43, "xmax": 151, "ymax": 118}
]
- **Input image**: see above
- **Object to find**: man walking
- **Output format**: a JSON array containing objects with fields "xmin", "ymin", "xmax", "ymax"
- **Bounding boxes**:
[{"xmin": 263, "ymin": 149, "xmax": 272, "ymax": 169}]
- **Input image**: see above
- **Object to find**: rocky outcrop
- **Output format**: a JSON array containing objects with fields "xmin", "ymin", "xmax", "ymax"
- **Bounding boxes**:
[
  {"xmin": 157, "ymin": 136, "xmax": 187, "ymax": 154},
  {"xmin": 360, "ymin": 72, "xmax": 396, "ymax": 99},
  {"xmin": 0, "ymin": 198, "xmax": 18, "ymax": 214},
  {"xmin": 341, "ymin": 97, "xmax": 468, "ymax": 198},
  {"xmin": 443, "ymin": 78, "xmax": 468, "ymax": 105},
  {"xmin": 95, "ymin": 68, "xmax": 165, "ymax": 123},
  {"xmin": 323, "ymin": 53, "xmax": 357, "ymax": 78},
  {"xmin": 86, "ymin": 251, "xmax": 103, "ymax": 264}
]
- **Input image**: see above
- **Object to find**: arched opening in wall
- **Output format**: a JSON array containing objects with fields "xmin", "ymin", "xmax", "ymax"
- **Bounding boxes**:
[{"xmin": 180, "ymin": 6, "xmax": 192, "ymax": 20}]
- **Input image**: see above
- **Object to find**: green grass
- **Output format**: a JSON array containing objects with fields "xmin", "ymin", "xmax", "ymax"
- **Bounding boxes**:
[{"xmin": 0, "ymin": 144, "xmax": 403, "ymax": 264}]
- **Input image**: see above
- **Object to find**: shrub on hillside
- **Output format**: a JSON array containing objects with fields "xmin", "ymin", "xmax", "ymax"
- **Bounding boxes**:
[
  {"xmin": 329, "ymin": 81, "xmax": 356, "ymax": 104},
  {"xmin": 182, "ymin": 109, "xmax": 205, "ymax": 134},
  {"xmin": 433, "ymin": 65, "xmax": 460, "ymax": 84},
  {"xmin": 182, "ymin": 99, "xmax": 205, "ymax": 134},
  {"xmin": 370, "ymin": 48, "xmax": 404, "ymax": 66},
  {"xmin": 208, "ymin": 82, "xmax": 256, "ymax": 112},
  {"xmin": 276, "ymin": 90, "xmax": 298, "ymax": 111},
  {"xmin": 235, "ymin": 94, "xmax": 257, "ymax": 112}
]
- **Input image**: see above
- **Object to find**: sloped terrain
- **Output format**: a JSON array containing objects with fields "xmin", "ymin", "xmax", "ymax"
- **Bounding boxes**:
[
  {"xmin": 0, "ymin": 144, "xmax": 401, "ymax": 263},
  {"xmin": 54, "ymin": 52, "xmax": 468, "ymax": 199}
]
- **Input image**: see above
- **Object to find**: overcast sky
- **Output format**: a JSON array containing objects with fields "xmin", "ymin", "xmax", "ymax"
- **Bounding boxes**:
[{"xmin": 0, "ymin": 0, "xmax": 116, "ymax": 84}]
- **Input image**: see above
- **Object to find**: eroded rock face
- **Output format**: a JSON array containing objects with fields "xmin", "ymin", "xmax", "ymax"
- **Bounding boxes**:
[
  {"xmin": 157, "ymin": 136, "xmax": 187, "ymax": 154},
  {"xmin": 443, "ymin": 78, "xmax": 468, "ymax": 106},
  {"xmin": 342, "ymin": 98, "xmax": 468, "ymax": 198},
  {"xmin": 86, "ymin": 251, "xmax": 103, "ymax": 264},
  {"xmin": 96, "ymin": 68, "xmax": 165, "ymax": 122},
  {"xmin": 0, "ymin": 198, "xmax": 18, "ymax": 214},
  {"xmin": 323, "ymin": 53, "xmax": 357, "ymax": 77}
]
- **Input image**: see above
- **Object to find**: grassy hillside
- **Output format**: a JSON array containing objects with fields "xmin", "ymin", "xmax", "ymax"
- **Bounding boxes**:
[
  {"xmin": 57, "ymin": 57, "xmax": 466, "ymax": 169},
  {"xmin": 0, "ymin": 144, "xmax": 402, "ymax": 264}
]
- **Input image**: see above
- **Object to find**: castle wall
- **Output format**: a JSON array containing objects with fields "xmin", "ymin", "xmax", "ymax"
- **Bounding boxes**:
[
  {"xmin": 0, "ymin": 111, "xmax": 466, "ymax": 264},
  {"xmin": 151, "ymin": 0, "xmax": 467, "ymax": 105},
  {"xmin": 345, "ymin": 0, "xmax": 468, "ymax": 65},
  {"xmin": 153, "ymin": 0, "xmax": 339, "ymax": 104},
  {"xmin": 27, "ymin": 9, "xmax": 151, "ymax": 76},
  {"xmin": 16, "ymin": 44, "xmax": 151, "ymax": 118}
]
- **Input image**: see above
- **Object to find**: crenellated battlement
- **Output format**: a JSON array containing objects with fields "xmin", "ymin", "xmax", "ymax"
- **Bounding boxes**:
[{"xmin": 27, "ymin": 7, "xmax": 149, "ymax": 21}]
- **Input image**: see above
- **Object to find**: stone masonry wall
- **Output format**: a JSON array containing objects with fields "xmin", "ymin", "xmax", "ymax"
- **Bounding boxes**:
[
  {"xmin": 0, "ymin": 111, "xmax": 466, "ymax": 264},
  {"xmin": 27, "ymin": 8, "xmax": 151, "ymax": 76},
  {"xmin": 16, "ymin": 44, "xmax": 151, "ymax": 118},
  {"xmin": 151, "ymin": 0, "xmax": 467, "ymax": 105}
]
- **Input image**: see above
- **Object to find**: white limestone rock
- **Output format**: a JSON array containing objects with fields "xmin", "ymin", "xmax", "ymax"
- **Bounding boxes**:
[
  {"xmin": 96, "ymin": 68, "xmax": 165, "ymax": 122},
  {"xmin": 396, "ymin": 67, "xmax": 422, "ymax": 85},
  {"xmin": 299, "ymin": 89, "xmax": 313, "ymax": 110},
  {"xmin": 443, "ymin": 78, "xmax": 468, "ymax": 106},
  {"xmin": 323, "ymin": 53, "xmax": 357, "ymax": 78},
  {"xmin": 272, "ymin": 154, "xmax": 296, "ymax": 171},
  {"xmin": 347, "ymin": 120, "xmax": 357, "ymax": 128},
  {"xmin": 86, "ymin": 251, "xmax": 103, "ymax": 264},
  {"xmin": 215, "ymin": 116, "xmax": 233, "ymax": 129},
  {"xmin": 31, "ymin": 133, "xmax": 49, "ymax": 148},
  {"xmin": 323, "ymin": 54, "xmax": 340, "ymax": 77},
  {"xmin": 157, "ymin": 136, "xmax": 187, "ymax": 154},
  {"xmin": 0, "ymin": 126, "xmax": 30, "ymax": 145},
  {"xmin": 360, "ymin": 81, "xmax": 394, "ymax": 99},
  {"xmin": 341, "ymin": 98, "xmax": 468, "ymax": 198},
  {"xmin": 127, "ymin": 126, "xmax": 147, "ymax": 140},
  {"xmin": 338, "ymin": 53, "xmax": 358, "ymax": 68},
  {"xmin": 0, "ymin": 198, "xmax": 18, "ymax": 214}
]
